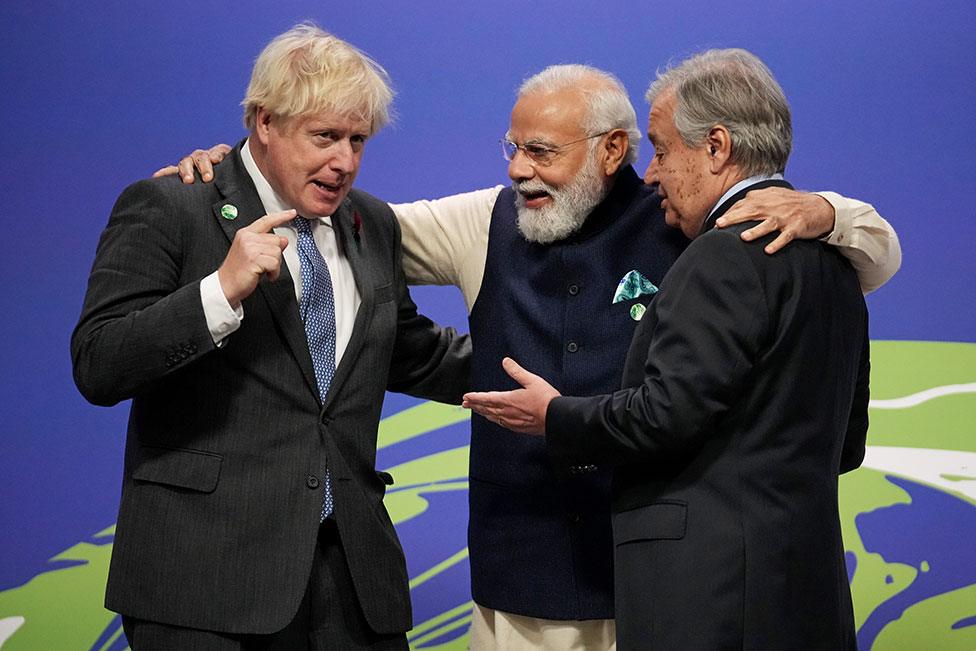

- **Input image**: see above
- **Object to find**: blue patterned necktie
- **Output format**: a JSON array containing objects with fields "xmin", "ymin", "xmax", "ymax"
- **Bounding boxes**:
[{"xmin": 292, "ymin": 216, "xmax": 337, "ymax": 520}]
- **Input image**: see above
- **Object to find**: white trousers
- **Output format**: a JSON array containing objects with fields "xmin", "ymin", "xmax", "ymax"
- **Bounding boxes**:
[{"xmin": 469, "ymin": 603, "xmax": 616, "ymax": 651}]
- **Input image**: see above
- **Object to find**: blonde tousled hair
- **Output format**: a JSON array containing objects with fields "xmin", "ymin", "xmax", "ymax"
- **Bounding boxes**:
[{"xmin": 242, "ymin": 23, "xmax": 393, "ymax": 135}]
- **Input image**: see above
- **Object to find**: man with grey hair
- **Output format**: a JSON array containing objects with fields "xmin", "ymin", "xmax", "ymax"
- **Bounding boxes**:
[
  {"xmin": 73, "ymin": 24, "xmax": 469, "ymax": 649},
  {"xmin": 465, "ymin": 49, "xmax": 867, "ymax": 649},
  {"xmin": 167, "ymin": 62, "xmax": 897, "ymax": 649}
]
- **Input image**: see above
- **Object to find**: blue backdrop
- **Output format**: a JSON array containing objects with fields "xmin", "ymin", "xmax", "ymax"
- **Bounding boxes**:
[{"xmin": 1, "ymin": 1, "xmax": 974, "ymax": 649}]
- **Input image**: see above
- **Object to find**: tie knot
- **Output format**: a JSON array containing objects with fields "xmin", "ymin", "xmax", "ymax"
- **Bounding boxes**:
[{"xmin": 293, "ymin": 216, "xmax": 313, "ymax": 234}]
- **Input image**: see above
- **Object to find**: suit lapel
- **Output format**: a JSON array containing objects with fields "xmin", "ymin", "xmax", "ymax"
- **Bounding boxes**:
[
  {"xmin": 212, "ymin": 146, "xmax": 321, "ymax": 402},
  {"xmin": 323, "ymin": 198, "xmax": 375, "ymax": 410}
]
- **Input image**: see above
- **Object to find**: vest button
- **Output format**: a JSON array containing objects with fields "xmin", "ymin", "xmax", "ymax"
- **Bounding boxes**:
[
  {"xmin": 568, "ymin": 284, "xmax": 580, "ymax": 296},
  {"xmin": 306, "ymin": 475, "xmax": 320, "ymax": 489},
  {"xmin": 567, "ymin": 342, "xmax": 579, "ymax": 353}
]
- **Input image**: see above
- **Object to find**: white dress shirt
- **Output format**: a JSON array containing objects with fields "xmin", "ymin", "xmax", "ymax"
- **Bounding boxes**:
[{"xmin": 200, "ymin": 140, "xmax": 361, "ymax": 363}]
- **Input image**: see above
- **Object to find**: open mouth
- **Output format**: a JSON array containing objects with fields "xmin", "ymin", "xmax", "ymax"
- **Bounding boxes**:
[
  {"xmin": 313, "ymin": 179, "xmax": 343, "ymax": 193},
  {"xmin": 518, "ymin": 188, "xmax": 551, "ymax": 208}
]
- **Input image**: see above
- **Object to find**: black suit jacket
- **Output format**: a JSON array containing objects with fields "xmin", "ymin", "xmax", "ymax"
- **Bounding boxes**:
[
  {"xmin": 547, "ymin": 180, "xmax": 869, "ymax": 650},
  {"xmin": 71, "ymin": 143, "xmax": 469, "ymax": 635}
]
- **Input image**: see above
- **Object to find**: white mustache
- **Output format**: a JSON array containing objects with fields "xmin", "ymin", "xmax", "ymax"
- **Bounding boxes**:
[{"xmin": 514, "ymin": 180, "xmax": 554, "ymax": 195}]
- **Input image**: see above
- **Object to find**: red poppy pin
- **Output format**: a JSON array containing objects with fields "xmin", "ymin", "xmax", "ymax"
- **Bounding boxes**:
[{"xmin": 353, "ymin": 210, "xmax": 363, "ymax": 243}]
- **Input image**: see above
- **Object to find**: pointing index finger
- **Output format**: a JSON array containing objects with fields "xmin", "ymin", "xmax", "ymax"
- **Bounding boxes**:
[{"xmin": 246, "ymin": 209, "xmax": 298, "ymax": 233}]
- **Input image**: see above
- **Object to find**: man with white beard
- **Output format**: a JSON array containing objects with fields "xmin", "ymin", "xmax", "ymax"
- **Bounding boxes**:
[
  {"xmin": 510, "ymin": 130, "xmax": 608, "ymax": 244},
  {"xmin": 162, "ymin": 64, "xmax": 900, "ymax": 649}
]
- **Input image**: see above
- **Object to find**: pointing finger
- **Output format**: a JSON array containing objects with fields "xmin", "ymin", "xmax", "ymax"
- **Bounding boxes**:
[{"xmin": 246, "ymin": 210, "xmax": 298, "ymax": 233}]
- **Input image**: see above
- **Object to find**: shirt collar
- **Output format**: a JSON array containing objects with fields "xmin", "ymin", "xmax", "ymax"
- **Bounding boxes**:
[{"xmin": 707, "ymin": 173, "xmax": 784, "ymax": 220}]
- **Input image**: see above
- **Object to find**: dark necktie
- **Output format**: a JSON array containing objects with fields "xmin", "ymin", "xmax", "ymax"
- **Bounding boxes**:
[{"xmin": 292, "ymin": 216, "xmax": 336, "ymax": 520}]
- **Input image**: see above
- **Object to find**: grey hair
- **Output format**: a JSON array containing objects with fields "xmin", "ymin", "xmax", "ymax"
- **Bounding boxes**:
[
  {"xmin": 242, "ymin": 23, "xmax": 394, "ymax": 135},
  {"xmin": 519, "ymin": 64, "xmax": 641, "ymax": 166},
  {"xmin": 645, "ymin": 49, "xmax": 792, "ymax": 176}
]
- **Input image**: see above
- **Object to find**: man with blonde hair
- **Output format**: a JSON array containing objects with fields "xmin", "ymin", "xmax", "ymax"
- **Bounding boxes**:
[{"xmin": 73, "ymin": 24, "xmax": 468, "ymax": 649}]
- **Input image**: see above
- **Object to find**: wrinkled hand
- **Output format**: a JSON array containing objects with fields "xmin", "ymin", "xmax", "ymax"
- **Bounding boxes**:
[
  {"xmin": 462, "ymin": 358, "xmax": 561, "ymax": 435},
  {"xmin": 152, "ymin": 143, "xmax": 232, "ymax": 183},
  {"xmin": 218, "ymin": 210, "xmax": 294, "ymax": 306},
  {"xmin": 715, "ymin": 187, "xmax": 835, "ymax": 254}
]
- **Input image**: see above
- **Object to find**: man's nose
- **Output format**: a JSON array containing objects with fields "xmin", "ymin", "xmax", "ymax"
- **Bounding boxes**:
[
  {"xmin": 330, "ymin": 139, "xmax": 356, "ymax": 174},
  {"xmin": 508, "ymin": 149, "xmax": 535, "ymax": 182},
  {"xmin": 644, "ymin": 158, "xmax": 659, "ymax": 185}
]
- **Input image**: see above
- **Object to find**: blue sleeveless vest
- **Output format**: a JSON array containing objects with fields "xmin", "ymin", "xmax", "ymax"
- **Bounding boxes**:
[{"xmin": 467, "ymin": 166, "xmax": 687, "ymax": 619}]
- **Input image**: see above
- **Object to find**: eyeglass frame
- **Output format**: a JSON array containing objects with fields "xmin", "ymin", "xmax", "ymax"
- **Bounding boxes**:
[{"xmin": 500, "ymin": 130, "xmax": 612, "ymax": 166}]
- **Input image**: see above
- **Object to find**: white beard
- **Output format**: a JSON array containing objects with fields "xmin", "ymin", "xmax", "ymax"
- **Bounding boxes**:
[{"xmin": 513, "ymin": 153, "xmax": 609, "ymax": 244}]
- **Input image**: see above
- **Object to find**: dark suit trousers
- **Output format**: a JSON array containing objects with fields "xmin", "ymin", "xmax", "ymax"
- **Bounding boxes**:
[{"xmin": 122, "ymin": 520, "xmax": 408, "ymax": 650}]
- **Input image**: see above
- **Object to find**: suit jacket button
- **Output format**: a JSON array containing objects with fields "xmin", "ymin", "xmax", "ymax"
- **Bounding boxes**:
[
  {"xmin": 568, "ymin": 284, "xmax": 580, "ymax": 296},
  {"xmin": 567, "ymin": 342, "xmax": 579, "ymax": 353},
  {"xmin": 306, "ymin": 475, "xmax": 320, "ymax": 489}
]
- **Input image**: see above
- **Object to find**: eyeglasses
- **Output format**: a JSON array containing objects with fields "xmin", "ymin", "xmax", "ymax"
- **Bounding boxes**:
[{"xmin": 500, "ymin": 131, "xmax": 610, "ymax": 166}]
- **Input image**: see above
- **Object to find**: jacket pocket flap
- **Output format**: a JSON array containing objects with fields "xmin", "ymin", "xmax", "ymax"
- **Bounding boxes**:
[
  {"xmin": 613, "ymin": 501, "xmax": 687, "ymax": 543},
  {"xmin": 132, "ymin": 445, "xmax": 222, "ymax": 493}
]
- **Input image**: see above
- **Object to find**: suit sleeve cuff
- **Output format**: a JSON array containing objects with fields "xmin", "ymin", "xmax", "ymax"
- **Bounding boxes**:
[{"xmin": 546, "ymin": 395, "xmax": 593, "ymax": 463}]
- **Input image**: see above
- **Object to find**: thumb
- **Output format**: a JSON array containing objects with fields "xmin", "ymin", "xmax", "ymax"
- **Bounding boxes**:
[{"xmin": 502, "ymin": 357, "xmax": 534, "ymax": 388}]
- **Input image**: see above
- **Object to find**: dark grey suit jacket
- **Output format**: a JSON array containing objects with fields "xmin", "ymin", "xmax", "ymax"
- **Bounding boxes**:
[
  {"xmin": 547, "ymin": 180, "xmax": 869, "ymax": 650},
  {"xmin": 71, "ymin": 143, "xmax": 469, "ymax": 635}
]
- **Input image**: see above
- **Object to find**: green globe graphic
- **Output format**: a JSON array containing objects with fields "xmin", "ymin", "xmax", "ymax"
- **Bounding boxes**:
[{"xmin": 0, "ymin": 341, "xmax": 973, "ymax": 650}]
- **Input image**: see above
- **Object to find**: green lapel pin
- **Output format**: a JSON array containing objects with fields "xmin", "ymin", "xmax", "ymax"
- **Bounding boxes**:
[
  {"xmin": 630, "ymin": 303, "xmax": 646, "ymax": 321},
  {"xmin": 220, "ymin": 204, "xmax": 238, "ymax": 220}
]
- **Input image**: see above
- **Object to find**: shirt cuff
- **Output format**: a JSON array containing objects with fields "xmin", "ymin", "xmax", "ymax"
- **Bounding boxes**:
[
  {"xmin": 814, "ymin": 191, "xmax": 854, "ymax": 246},
  {"xmin": 200, "ymin": 271, "xmax": 243, "ymax": 346}
]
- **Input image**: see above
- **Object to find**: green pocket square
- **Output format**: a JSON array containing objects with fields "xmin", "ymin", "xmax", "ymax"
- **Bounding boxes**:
[{"xmin": 613, "ymin": 270, "xmax": 659, "ymax": 304}]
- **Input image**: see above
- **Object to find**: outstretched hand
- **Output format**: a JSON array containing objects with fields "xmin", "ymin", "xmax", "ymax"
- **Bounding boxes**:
[
  {"xmin": 462, "ymin": 358, "xmax": 561, "ymax": 435},
  {"xmin": 152, "ymin": 143, "xmax": 232, "ymax": 183},
  {"xmin": 715, "ymin": 187, "xmax": 835, "ymax": 254}
]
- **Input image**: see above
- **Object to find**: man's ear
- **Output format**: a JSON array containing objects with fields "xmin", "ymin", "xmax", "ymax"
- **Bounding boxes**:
[
  {"xmin": 254, "ymin": 107, "xmax": 274, "ymax": 145},
  {"xmin": 601, "ymin": 129, "xmax": 629, "ymax": 176},
  {"xmin": 705, "ymin": 125, "xmax": 732, "ymax": 173}
]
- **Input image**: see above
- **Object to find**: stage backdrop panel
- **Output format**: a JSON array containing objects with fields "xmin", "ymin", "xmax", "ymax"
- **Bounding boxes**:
[{"xmin": 1, "ymin": 1, "xmax": 973, "ymax": 649}]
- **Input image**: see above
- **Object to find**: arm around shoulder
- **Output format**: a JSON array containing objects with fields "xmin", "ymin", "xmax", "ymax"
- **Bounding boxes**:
[
  {"xmin": 816, "ymin": 191, "xmax": 902, "ymax": 294},
  {"xmin": 390, "ymin": 186, "xmax": 501, "ymax": 310}
]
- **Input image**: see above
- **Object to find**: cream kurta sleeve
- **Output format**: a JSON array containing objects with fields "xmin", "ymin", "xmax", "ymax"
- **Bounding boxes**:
[
  {"xmin": 390, "ymin": 186, "xmax": 899, "ymax": 309},
  {"xmin": 815, "ymin": 192, "xmax": 902, "ymax": 294},
  {"xmin": 390, "ymin": 186, "xmax": 503, "ymax": 312}
]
